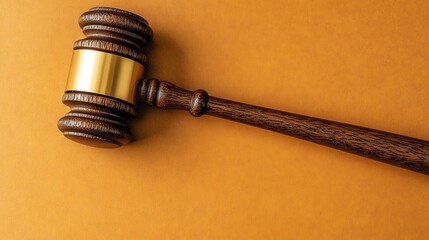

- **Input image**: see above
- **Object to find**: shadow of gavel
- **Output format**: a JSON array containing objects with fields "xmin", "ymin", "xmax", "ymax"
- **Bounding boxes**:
[{"xmin": 57, "ymin": 7, "xmax": 429, "ymax": 175}]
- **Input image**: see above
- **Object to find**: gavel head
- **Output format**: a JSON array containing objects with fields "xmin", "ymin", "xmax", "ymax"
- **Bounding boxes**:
[{"xmin": 57, "ymin": 7, "xmax": 153, "ymax": 148}]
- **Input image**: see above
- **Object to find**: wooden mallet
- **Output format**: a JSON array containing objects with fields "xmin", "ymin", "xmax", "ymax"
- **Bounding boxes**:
[{"xmin": 58, "ymin": 7, "xmax": 429, "ymax": 175}]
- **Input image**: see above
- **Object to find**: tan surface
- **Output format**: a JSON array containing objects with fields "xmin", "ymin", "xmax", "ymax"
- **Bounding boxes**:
[{"xmin": 0, "ymin": 0, "xmax": 428, "ymax": 239}]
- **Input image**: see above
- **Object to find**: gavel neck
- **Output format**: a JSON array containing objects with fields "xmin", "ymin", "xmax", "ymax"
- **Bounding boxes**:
[{"xmin": 138, "ymin": 78, "xmax": 209, "ymax": 117}]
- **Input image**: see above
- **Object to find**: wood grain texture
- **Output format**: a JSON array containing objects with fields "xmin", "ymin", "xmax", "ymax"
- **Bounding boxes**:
[
  {"xmin": 139, "ymin": 78, "xmax": 209, "ymax": 117},
  {"xmin": 74, "ymin": 7, "xmax": 153, "ymax": 66},
  {"xmin": 138, "ymin": 78, "xmax": 429, "ymax": 175},
  {"xmin": 58, "ymin": 7, "xmax": 153, "ymax": 147},
  {"xmin": 59, "ymin": 7, "xmax": 429, "ymax": 175},
  {"xmin": 58, "ymin": 92, "xmax": 136, "ymax": 148}
]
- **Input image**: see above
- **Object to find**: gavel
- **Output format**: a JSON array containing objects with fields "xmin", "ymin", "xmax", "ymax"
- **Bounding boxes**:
[{"xmin": 58, "ymin": 7, "xmax": 429, "ymax": 175}]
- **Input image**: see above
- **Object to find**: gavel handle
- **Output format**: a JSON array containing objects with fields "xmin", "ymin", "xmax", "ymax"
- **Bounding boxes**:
[{"xmin": 139, "ymin": 78, "xmax": 429, "ymax": 175}]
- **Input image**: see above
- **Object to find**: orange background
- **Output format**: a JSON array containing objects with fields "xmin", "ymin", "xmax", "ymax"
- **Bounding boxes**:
[{"xmin": 1, "ymin": 0, "xmax": 428, "ymax": 239}]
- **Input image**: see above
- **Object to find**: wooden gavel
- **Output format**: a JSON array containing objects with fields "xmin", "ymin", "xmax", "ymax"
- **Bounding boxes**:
[{"xmin": 58, "ymin": 7, "xmax": 429, "ymax": 175}]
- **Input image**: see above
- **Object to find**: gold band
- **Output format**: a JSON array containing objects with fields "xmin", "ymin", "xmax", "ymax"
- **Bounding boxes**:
[{"xmin": 65, "ymin": 49, "xmax": 145, "ymax": 104}]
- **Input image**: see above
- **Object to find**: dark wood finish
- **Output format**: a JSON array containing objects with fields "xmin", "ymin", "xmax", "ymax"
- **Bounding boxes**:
[
  {"xmin": 138, "ymin": 78, "xmax": 429, "ymax": 175},
  {"xmin": 58, "ymin": 92, "xmax": 136, "ymax": 148},
  {"xmin": 138, "ymin": 78, "xmax": 209, "ymax": 117},
  {"xmin": 58, "ymin": 7, "xmax": 153, "ymax": 147},
  {"xmin": 74, "ymin": 7, "xmax": 153, "ymax": 66},
  {"xmin": 59, "ymin": 7, "xmax": 429, "ymax": 175}
]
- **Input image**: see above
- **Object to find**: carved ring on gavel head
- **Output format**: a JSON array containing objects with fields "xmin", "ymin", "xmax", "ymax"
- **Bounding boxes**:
[{"xmin": 58, "ymin": 7, "xmax": 429, "ymax": 175}]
